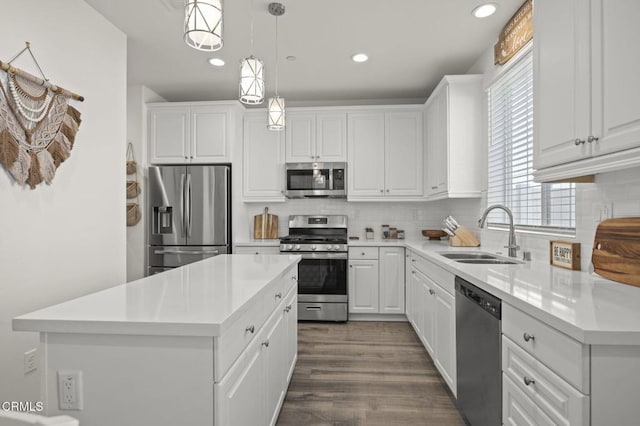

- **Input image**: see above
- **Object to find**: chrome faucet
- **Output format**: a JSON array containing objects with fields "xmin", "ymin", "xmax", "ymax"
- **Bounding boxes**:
[{"xmin": 478, "ymin": 204, "xmax": 519, "ymax": 258}]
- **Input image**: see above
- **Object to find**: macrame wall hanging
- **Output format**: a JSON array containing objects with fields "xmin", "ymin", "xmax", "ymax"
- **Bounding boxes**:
[{"xmin": 0, "ymin": 42, "xmax": 84, "ymax": 189}]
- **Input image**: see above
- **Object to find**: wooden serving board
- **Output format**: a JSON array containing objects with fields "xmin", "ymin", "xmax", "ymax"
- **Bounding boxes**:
[
  {"xmin": 253, "ymin": 207, "xmax": 278, "ymax": 239},
  {"xmin": 592, "ymin": 217, "xmax": 640, "ymax": 287}
]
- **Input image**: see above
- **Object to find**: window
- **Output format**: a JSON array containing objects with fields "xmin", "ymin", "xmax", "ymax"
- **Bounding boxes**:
[{"xmin": 487, "ymin": 47, "xmax": 575, "ymax": 235}]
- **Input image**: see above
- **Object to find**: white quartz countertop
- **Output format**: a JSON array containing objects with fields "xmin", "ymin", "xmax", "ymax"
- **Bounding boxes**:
[
  {"xmin": 404, "ymin": 240, "xmax": 640, "ymax": 345},
  {"xmin": 13, "ymin": 254, "xmax": 301, "ymax": 337}
]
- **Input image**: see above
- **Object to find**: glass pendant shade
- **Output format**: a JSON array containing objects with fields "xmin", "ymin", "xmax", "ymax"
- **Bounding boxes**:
[
  {"xmin": 267, "ymin": 96, "xmax": 285, "ymax": 130},
  {"xmin": 239, "ymin": 56, "xmax": 265, "ymax": 105},
  {"xmin": 184, "ymin": 0, "xmax": 223, "ymax": 51}
]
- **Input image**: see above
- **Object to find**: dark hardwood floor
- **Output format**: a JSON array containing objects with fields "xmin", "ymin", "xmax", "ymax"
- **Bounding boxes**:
[{"xmin": 276, "ymin": 321, "xmax": 465, "ymax": 426}]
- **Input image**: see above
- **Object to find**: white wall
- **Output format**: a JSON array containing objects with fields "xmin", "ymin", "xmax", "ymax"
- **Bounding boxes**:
[
  {"xmin": 455, "ymin": 46, "xmax": 640, "ymax": 271},
  {"xmin": 126, "ymin": 85, "xmax": 165, "ymax": 281},
  {"xmin": 0, "ymin": 0, "xmax": 126, "ymax": 404}
]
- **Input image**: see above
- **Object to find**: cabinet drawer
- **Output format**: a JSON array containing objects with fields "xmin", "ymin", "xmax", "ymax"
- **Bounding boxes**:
[
  {"xmin": 502, "ymin": 336, "xmax": 590, "ymax": 425},
  {"xmin": 234, "ymin": 246, "xmax": 281, "ymax": 255},
  {"xmin": 215, "ymin": 300, "xmax": 264, "ymax": 381},
  {"xmin": 410, "ymin": 253, "xmax": 454, "ymax": 295},
  {"xmin": 502, "ymin": 304, "xmax": 589, "ymax": 393},
  {"xmin": 503, "ymin": 373, "xmax": 555, "ymax": 426},
  {"xmin": 262, "ymin": 274, "xmax": 287, "ymax": 319},
  {"xmin": 348, "ymin": 247, "xmax": 379, "ymax": 260}
]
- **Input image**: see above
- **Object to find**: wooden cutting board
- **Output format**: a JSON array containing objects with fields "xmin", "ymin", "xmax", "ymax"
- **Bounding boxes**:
[
  {"xmin": 592, "ymin": 217, "xmax": 640, "ymax": 287},
  {"xmin": 253, "ymin": 207, "xmax": 278, "ymax": 239}
]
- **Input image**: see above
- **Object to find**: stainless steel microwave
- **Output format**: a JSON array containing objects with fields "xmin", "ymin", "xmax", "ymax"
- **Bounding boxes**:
[{"xmin": 285, "ymin": 162, "xmax": 346, "ymax": 198}]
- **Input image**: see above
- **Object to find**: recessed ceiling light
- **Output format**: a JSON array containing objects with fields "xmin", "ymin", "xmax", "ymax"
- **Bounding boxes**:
[
  {"xmin": 208, "ymin": 57, "xmax": 225, "ymax": 67},
  {"xmin": 472, "ymin": 3, "xmax": 497, "ymax": 18},
  {"xmin": 352, "ymin": 53, "xmax": 368, "ymax": 63}
]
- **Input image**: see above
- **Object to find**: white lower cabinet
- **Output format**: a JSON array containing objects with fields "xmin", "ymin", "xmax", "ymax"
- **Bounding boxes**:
[
  {"xmin": 433, "ymin": 285, "xmax": 455, "ymax": 389},
  {"xmin": 215, "ymin": 271, "xmax": 297, "ymax": 426},
  {"xmin": 348, "ymin": 246, "xmax": 405, "ymax": 315},
  {"xmin": 216, "ymin": 333, "xmax": 265, "ymax": 426},
  {"xmin": 405, "ymin": 249, "xmax": 456, "ymax": 396},
  {"xmin": 503, "ymin": 373, "xmax": 555, "ymax": 426},
  {"xmin": 348, "ymin": 259, "xmax": 379, "ymax": 313},
  {"xmin": 502, "ymin": 304, "xmax": 589, "ymax": 426}
]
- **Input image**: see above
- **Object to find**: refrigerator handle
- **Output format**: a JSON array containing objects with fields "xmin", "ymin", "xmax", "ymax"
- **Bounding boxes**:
[
  {"xmin": 187, "ymin": 173, "xmax": 192, "ymax": 238},
  {"xmin": 180, "ymin": 173, "xmax": 186, "ymax": 238}
]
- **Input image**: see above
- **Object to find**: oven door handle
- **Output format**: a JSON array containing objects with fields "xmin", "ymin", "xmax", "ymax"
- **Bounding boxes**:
[{"xmin": 295, "ymin": 252, "xmax": 348, "ymax": 260}]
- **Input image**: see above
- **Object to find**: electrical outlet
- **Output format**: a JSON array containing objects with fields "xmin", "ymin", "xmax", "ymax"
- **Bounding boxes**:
[
  {"xmin": 600, "ymin": 203, "xmax": 613, "ymax": 221},
  {"xmin": 57, "ymin": 370, "xmax": 83, "ymax": 410},
  {"xmin": 23, "ymin": 349, "xmax": 37, "ymax": 374}
]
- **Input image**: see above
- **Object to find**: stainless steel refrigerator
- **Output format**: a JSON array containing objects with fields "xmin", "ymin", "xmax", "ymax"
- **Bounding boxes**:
[{"xmin": 147, "ymin": 165, "xmax": 231, "ymax": 275}]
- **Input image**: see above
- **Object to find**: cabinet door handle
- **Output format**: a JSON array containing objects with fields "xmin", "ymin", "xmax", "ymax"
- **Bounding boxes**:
[
  {"xmin": 588, "ymin": 135, "xmax": 599, "ymax": 143},
  {"xmin": 386, "ymin": 189, "xmax": 390, "ymax": 193},
  {"xmin": 523, "ymin": 376, "xmax": 536, "ymax": 386},
  {"xmin": 429, "ymin": 289, "xmax": 435, "ymax": 295},
  {"xmin": 291, "ymin": 275, "xmax": 297, "ymax": 281},
  {"xmin": 431, "ymin": 186, "xmax": 438, "ymax": 190},
  {"xmin": 275, "ymin": 292, "xmax": 282, "ymax": 299},
  {"xmin": 262, "ymin": 340, "xmax": 270, "ymax": 347},
  {"xmin": 574, "ymin": 138, "xmax": 586, "ymax": 146},
  {"xmin": 245, "ymin": 325, "xmax": 255, "ymax": 334},
  {"xmin": 411, "ymin": 270, "xmax": 415, "ymax": 275},
  {"xmin": 380, "ymin": 189, "xmax": 384, "ymax": 193},
  {"xmin": 411, "ymin": 259, "xmax": 416, "ymax": 263},
  {"xmin": 349, "ymin": 264, "xmax": 353, "ymax": 268},
  {"xmin": 284, "ymin": 305, "xmax": 292, "ymax": 313},
  {"xmin": 523, "ymin": 332, "xmax": 535, "ymax": 342}
]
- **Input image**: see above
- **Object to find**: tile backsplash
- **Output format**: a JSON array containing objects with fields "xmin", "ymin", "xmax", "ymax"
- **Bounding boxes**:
[
  {"xmin": 468, "ymin": 167, "xmax": 640, "ymax": 271},
  {"xmin": 237, "ymin": 166, "xmax": 640, "ymax": 273}
]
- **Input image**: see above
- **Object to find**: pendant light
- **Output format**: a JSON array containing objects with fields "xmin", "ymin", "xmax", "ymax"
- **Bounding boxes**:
[
  {"xmin": 239, "ymin": 0, "xmax": 264, "ymax": 105},
  {"xmin": 184, "ymin": 0, "xmax": 223, "ymax": 51},
  {"xmin": 267, "ymin": 2, "xmax": 285, "ymax": 131}
]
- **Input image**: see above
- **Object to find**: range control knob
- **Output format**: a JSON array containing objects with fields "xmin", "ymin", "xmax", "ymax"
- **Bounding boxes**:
[
  {"xmin": 325, "ymin": 245, "xmax": 333, "ymax": 251},
  {"xmin": 294, "ymin": 245, "xmax": 301, "ymax": 251},
  {"xmin": 334, "ymin": 245, "xmax": 341, "ymax": 251},
  {"xmin": 286, "ymin": 244, "xmax": 293, "ymax": 250},
  {"xmin": 311, "ymin": 245, "xmax": 317, "ymax": 251}
]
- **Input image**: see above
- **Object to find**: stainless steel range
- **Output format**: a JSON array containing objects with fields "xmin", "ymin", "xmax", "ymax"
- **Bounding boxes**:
[{"xmin": 280, "ymin": 215, "xmax": 348, "ymax": 322}]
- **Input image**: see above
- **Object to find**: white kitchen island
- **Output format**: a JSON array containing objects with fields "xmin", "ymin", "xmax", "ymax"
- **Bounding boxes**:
[{"xmin": 13, "ymin": 254, "xmax": 301, "ymax": 426}]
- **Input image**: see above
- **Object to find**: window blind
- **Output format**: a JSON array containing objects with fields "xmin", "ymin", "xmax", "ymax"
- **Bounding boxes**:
[{"xmin": 487, "ymin": 48, "xmax": 575, "ymax": 233}]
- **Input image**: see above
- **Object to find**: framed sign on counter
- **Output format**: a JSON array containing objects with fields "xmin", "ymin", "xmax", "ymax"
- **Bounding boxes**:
[{"xmin": 549, "ymin": 240, "xmax": 581, "ymax": 270}]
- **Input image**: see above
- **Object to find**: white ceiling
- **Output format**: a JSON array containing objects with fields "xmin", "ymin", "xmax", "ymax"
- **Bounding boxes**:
[{"xmin": 85, "ymin": 0, "xmax": 523, "ymax": 106}]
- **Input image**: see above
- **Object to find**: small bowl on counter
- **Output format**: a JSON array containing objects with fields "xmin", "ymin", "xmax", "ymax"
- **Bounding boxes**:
[{"xmin": 422, "ymin": 229, "xmax": 448, "ymax": 240}]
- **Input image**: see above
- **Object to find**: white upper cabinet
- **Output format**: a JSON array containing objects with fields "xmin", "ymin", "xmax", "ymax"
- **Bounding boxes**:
[
  {"xmin": 534, "ymin": 0, "xmax": 640, "ymax": 180},
  {"xmin": 149, "ymin": 106, "xmax": 189, "ymax": 163},
  {"xmin": 148, "ymin": 102, "xmax": 239, "ymax": 164},
  {"xmin": 348, "ymin": 108, "xmax": 423, "ymax": 201},
  {"xmin": 243, "ymin": 112, "xmax": 285, "ymax": 202},
  {"xmin": 285, "ymin": 111, "xmax": 346, "ymax": 162},
  {"xmin": 348, "ymin": 112, "xmax": 386, "ymax": 197},
  {"xmin": 424, "ymin": 75, "xmax": 483, "ymax": 200}
]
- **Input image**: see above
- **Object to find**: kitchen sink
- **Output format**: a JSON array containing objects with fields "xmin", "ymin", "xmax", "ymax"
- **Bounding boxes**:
[
  {"xmin": 455, "ymin": 259, "xmax": 522, "ymax": 265},
  {"xmin": 438, "ymin": 251, "xmax": 523, "ymax": 265},
  {"xmin": 439, "ymin": 253, "xmax": 501, "ymax": 260}
]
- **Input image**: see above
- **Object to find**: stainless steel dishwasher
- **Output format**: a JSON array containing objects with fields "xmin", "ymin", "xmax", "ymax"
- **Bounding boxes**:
[{"xmin": 455, "ymin": 276, "xmax": 501, "ymax": 426}]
